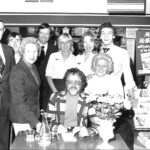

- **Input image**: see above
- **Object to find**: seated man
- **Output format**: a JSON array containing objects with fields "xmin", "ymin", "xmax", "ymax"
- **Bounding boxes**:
[{"xmin": 46, "ymin": 68, "xmax": 99, "ymax": 137}]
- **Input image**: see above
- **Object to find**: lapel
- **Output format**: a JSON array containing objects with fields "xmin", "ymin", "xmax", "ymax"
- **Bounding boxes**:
[
  {"xmin": 45, "ymin": 43, "xmax": 51, "ymax": 60},
  {"xmin": 45, "ymin": 42, "xmax": 57, "ymax": 59},
  {"xmin": 19, "ymin": 59, "xmax": 41, "ymax": 87},
  {"xmin": 1, "ymin": 44, "xmax": 12, "ymax": 79},
  {"xmin": 33, "ymin": 63, "xmax": 41, "ymax": 86}
]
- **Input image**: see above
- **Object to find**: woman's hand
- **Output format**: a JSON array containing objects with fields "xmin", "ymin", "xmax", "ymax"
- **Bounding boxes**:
[
  {"xmin": 78, "ymin": 127, "xmax": 89, "ymax": 138},
  {"xmin": 36, "ymin": 122, "xmax": 42, "ymax": 133}
]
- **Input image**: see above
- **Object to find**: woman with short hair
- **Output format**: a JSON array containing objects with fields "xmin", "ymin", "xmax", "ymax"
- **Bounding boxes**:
[
  {"xmin": 9, "ymin": 37, "xmax": 42, "ymax": 136},
  {"xmin": 46, "ymin": 33, "xmax": 77, "ymax": 93}
]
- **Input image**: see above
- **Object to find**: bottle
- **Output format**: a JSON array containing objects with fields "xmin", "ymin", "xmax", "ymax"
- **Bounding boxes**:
[{"xmin": 39, "ymin": 112, "xmax": 51, "ymax": 146}]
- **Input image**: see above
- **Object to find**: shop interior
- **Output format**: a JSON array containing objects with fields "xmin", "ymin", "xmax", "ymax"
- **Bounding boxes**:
[{"xmin": 1, "ymin": 0, "xmax": 150, "ymax": 149}]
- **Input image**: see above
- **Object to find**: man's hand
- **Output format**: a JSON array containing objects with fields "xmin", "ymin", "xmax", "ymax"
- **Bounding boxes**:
[
  {"xmin": 78, "ymin": 127, "xmax": 89, "ymax": 138},
  {"xmin": 127, "ymin": 87, "xmax": 138, "ymax": 107},
  {"xmin": 57, "ymin": 125, "xmax": 68, "ymax": 134},
  {"xmin": 127, "ymin": 88, "xmax": 135, "ymax": 99}
]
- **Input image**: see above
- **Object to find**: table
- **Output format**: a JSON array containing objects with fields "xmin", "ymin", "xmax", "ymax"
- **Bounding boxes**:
[
  {"xmin": 134, "ymin": 131, "xmax": 150, "ymax": 150},
  {"xmin": 10, "ymin": 132, "xmax": 129, "ymax": 150}
]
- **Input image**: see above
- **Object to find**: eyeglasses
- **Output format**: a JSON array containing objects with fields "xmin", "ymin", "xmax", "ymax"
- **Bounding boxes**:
[
  {"xmin": 66, "ymin": 80, "xmax": 81, "ymax": 86},
  {"xmin": 9, "ymin": 39, "xmax": 21, "ymax": 42}
]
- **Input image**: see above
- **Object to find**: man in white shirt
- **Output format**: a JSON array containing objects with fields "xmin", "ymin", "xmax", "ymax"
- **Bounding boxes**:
[
  {"xmin": 99, "ymin": 22, "xmax": 135, "ymax": 150},
  {"xmin": 99, "ymin": 22, "xmax": 136, "ymax": 104}
]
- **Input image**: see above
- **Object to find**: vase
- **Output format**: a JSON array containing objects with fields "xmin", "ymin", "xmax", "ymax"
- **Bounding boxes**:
[{"xmin": 96, "ymin": 119, "xmax": 114, "ymax": 149}]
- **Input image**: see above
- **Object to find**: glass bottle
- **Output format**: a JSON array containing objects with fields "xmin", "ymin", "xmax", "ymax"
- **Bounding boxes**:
[{"xmin": 39, "ymin": 112, "xmax": 51, "ymax": 146}]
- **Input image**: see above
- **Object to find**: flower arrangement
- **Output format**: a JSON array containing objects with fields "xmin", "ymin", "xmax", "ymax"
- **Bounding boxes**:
[
  {"xmin": 87, "ymin": 93, "xmax": 131, "ymax": 121},
  {"xmin": 87, "ymin": 93, "xmax": 132, "ymax": 149}
]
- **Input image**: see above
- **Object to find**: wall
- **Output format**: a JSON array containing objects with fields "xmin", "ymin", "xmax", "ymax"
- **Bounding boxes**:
[{"xmin": 1, "ymin": 14, "xmax": 150, "ymax": 26}]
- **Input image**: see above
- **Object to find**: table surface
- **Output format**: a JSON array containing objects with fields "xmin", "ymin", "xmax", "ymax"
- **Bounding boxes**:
[
  {"xmin": 134, "ymin": 131, "xmax": 150, "ymax": 150},
  {"xmin": 10, "ymin": 132, "xmax": 129, "ymax": 150}
]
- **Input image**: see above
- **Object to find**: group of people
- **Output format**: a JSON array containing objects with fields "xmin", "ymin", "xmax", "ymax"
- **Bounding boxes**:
[{"xmin": 0, "ymin": 19, "xmax": 136, "ymax": 150}]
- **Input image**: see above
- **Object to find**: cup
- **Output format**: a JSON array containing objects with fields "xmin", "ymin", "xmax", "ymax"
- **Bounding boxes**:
[{"xmin": 26, "ymin": 130, "xmax": 35, "ymax": 142}]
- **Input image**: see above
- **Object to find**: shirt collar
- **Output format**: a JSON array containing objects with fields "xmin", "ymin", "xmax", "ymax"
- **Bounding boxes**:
[
  {"xmin": 38, "ymin": 42, "xmax": 47, "ymax": 47},
  {"xmin": 58, "ymin": 51, "xmax": 73, "ymax": 61},
  {"xmin": 38, "ymin": 42, "xmax": 48, "ymax": 51},
  {"xmin": 0, "ymin": 43, "xmax": 5, "ymax": 64}
]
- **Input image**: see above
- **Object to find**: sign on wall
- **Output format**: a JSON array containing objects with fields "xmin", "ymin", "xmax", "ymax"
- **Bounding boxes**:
[
  {"xmin": 134, "ymin": 89, "xmax": 150, "ymax": 130},
  {"xmin": 136, "ymin": 30, "xmax": 150, "ymax": 75}
]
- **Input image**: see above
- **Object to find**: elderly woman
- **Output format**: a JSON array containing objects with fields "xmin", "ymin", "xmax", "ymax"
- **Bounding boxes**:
[
  {"xmin": 46, "ymin": 33, "xmax": 76, "ymax": 93},
  {"xmin": 9, "ymin": 37, "xmax": 42, "ymax": 136},
  {"xmin": 85, "ymin": 53, "xmax": 134, "ymax": 150},
  {"xmin": 85, "ymin": 53, "xmax": 124, "ymax": 97}
]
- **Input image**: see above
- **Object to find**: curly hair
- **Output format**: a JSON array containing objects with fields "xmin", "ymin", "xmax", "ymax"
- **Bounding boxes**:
[
  {"xmin": 78, "ymin": 31, "xmax": 99, "ymax": 54},
  {"xmin": 91, "ymin": 53, "xmax": 114, "ymax": 74},
  {"xmin": 63, "ymin": 68, "xmax": 87, "ymax": 93}
]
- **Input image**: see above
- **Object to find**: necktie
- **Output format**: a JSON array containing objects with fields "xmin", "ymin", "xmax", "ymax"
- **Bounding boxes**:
[
  {"xmin": 40, "ymin": 46, "xmax": 45, "ymax": 60},
  {"xmin": 0, "ymin": 55, "xmax": 4, "ymax": 77},
  {"xmin": 102, "ymin": 48, "xmax": 110, "ymax": 53}
]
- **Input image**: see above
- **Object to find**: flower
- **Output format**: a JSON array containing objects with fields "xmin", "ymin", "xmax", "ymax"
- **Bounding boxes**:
[{"xmin": 88, "ymin": 94, "xmax": 125, "ymax": 121}]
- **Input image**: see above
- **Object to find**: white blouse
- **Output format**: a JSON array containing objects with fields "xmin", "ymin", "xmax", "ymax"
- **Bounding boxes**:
[
  {"xmin": 46, "ymin": 51, "xmax": 77, "ymax": 79},
  {"xmin": 85, "ymin": 74, "xmax": 124, "ymax": 97},
  {"xmin": 75, "ymin": 53, "xmax": 95, "ymax": 76}
]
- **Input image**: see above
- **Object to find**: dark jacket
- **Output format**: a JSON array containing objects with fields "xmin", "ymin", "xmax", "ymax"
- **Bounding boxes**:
[
  {"xmin": 0, "ymin": 44, "xmax": 15, "ymax": 110},
  {"xmin": 35, "ymin": 41, "xmax": 57, "ymax": 110},
  {"xmin": 9, "ymin": 59, "xmax": 41, "ymax": 127},
  {"xmin": 0, "ymin": 43, "xmax": 15, "ymax": 150}
]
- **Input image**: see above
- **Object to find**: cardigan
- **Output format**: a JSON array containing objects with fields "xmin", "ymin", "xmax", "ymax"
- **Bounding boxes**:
[{"xmin": 47, "ymin": 91, "xmax": 99, "ymax": 135}]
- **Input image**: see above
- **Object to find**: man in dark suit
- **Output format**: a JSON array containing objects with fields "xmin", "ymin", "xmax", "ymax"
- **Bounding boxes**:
[
  {"xmin": 0, "ymin": 20, "xmax": 15, "ymax": 150},
  {"xmin": 35, "ymin": 23, "xmax": 57, "ymax": 110}
]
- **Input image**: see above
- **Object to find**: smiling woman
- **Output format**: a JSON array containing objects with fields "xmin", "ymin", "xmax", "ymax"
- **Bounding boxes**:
[
  {"xmin": 9, "ymin": 37, "xmax": 42, "ymax": 137},
  {"xmin": 85, "ymin": 53, "xmax": 124, "ymax": 97},
  {"xmin": 45, "ymin": 33, "xmax": 77, "ymax": 93}
]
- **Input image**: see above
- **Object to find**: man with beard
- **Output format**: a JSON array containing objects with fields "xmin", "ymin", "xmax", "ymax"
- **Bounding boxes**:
[{"xmin": 46, "ymin": 68, "xmax": 99, "ymax": 137}]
